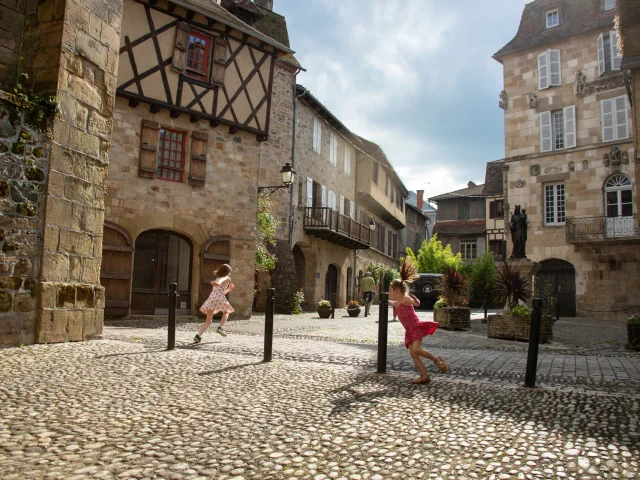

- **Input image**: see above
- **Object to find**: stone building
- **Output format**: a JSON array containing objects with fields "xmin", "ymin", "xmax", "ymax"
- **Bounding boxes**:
[
  {"xmin": 406, "ymin": 190, "xmax": 436, "ymax": 241},
  {"xmin": 430, "ymin": 182, "xmax": 487, "ymax": 262},
  {"xmin": 493, "ymin": 0, "xmax": 638, "ymax": 317},
  {"xmin": 483, "ymin": 160, "xmax": 507, "ymax": 261},
  {"xmin": 400, "ymin": 202, "xmax": 427, "ymax": 257}
]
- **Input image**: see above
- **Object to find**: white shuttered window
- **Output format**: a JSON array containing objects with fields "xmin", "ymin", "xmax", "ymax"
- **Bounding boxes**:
[
  {"xmin": 313, "ymin": 118, "xmax": 321, "ymax": 154},
  {"xmin": 329, "ymin": 134, "xmax": 337, "ymax": 166},
  {"xmin": 601, "ymin": 96, "xmax": 629, "ymax": 142},
  {"xmin": 306, "ymin": 177, "xmax": 313, "ymax": 208},
  {"xmin": 349, "ymin": 201, "xmax": 355, "ymax": 219},
  {"xmin": 339, "ymin": 195, "xmax": 345, "ymax": 215},
  {"xmin": 344, "ymin": 145, "xmax": 351, "ymax": 176},
  {"xmin": 545, "ymin": 183, "xmax": 566, "ymax": 225},
  {"xmin": 610, "ymin": 31, "xmax": 622, "ymax": 70},
  {"xmin": 321, "ymin": 184, "xmax": 327, "ymax": 208},
  {"xmin": 538, "ymin": 52, "xmax": 549, "ymax": 89},
  {"xmin": 538, "ymin": 49, "xmax": 561, "ymax": 89},
  {"xmin": 540, "ymin": 111, "xmax": 552, "ymax": 152},
  {"xmin": 563, "ymin": 105, "xmax": 576, "ymax": 149},
  {"xmin": 597, "ymin": 33, "xmax": 605, "ymax": 76},
  {"xmin": 549, "ymin": 50, "xmax": 561, "ymax": 86}
]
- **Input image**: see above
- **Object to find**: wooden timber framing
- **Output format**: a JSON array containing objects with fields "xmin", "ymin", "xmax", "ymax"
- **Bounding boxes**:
[{"xmin": 117, "ymin": 0, "xmax": 284, "ymax": 137}]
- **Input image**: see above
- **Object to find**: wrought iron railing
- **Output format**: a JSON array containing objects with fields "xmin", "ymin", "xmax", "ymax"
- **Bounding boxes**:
[
  {"xmin": 303, "ymin": 207, "xmax": 372, "ymax": 245},
  {"xmin": 566, "ymin": 215, "xmax": 639, "ymax": 242}
]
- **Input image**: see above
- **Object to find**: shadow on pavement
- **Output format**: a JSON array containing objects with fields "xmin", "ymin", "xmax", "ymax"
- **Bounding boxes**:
[{"xmin": 198, "ymin": 361, "xmax": 263, "ymax": 376}]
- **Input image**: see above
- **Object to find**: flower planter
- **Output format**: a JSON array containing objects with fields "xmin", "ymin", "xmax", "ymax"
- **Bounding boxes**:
[
  {"xmin": 434, "ymin": 307, "xmax": 471, "ymax": 330},
  {"xmin": 347, "ymin": 307, "xmax": 361, "ymax": 317},
  {"xmin": 627, "ymin": 323, "xmax": 640, "ymax": 349},
  {"xmin": 487, "ymin": 314, "xmax": 553, "ymax": 342},
  {"xmin": 317, "ymin": 305, "xmax": 332, "ymax": 319}
]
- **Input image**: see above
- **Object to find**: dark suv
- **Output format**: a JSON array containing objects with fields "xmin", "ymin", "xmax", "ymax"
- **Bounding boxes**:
[{"xmin": 410, "ymin": 274, "xmax": 442, "ymax": 309}]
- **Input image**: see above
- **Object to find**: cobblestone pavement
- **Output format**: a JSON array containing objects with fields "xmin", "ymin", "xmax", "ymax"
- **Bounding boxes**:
[{"xmin": 1, "ymin": 339, "xmax": 639, "ymax": 480}]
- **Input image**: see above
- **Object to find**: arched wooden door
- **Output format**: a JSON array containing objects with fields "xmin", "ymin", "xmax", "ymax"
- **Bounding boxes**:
[
  {"xmin": 200, "ymin": 237, "xmax": 231, "ymax": 315},
  {"xmin": 536, "ymin": 259, "xmax": 576, "ymax": 317},
  {"xmin": 131, "ymin": 230, "xmax": 193, "ymax": 315},
  {"xmin": 100, "ymin": 222, "xmax": 133, "ymax": 317},
  {"xmin": 325, "ymin": 264, "xmax": 338, "ymax": 303}
]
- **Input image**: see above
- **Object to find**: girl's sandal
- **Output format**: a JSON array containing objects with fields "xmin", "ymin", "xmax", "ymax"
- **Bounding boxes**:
[
  {"xmin": 435, "ymin": 357, "xmax": 448, "ymax": 374},
  {"xmin": 411, "ymin": 374, "xmax": 431, "ymax": 385}
]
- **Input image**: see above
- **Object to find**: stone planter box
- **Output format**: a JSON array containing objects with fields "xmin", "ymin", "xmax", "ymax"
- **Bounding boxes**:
[
  {"xmin": 487, "ymin": 314, "xmax": 553, "ymax": 342},
  {"xmin": 434, "ymin": 307, "xmax": 471, "ymax": 330}
]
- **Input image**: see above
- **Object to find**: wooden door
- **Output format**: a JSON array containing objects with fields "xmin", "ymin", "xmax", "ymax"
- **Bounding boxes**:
[
  {"xmin": 536, "ymin": 259, "xmax": 576, "ymax": 317},
  {"xmin": 346, "ymin": 267, "xmax": 353, "ymax": 303},
  {"xmin": 100, "ymin": 222, "xmax": 133, "ymax": 317},
  {"xmin": 200, "ymin": 237, "xmax": 231, "ymax": 315},
  {"xmin": 325, "ymin": 264, "xmax": 337, "ymax": 303}
]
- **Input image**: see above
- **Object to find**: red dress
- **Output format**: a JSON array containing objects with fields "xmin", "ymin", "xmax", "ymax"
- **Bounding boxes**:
[{"xmin": 396, "ymin": 302, "xmax": 438, "ymax": 348}]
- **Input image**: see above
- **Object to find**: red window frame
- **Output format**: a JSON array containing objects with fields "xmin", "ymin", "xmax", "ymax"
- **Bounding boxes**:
[
  {"xmin": 157, "ymin": 128, "xmax": 186, "ymax": 182},
  {"xmin": 185, "ymin": 31, "xmax": 211, "ymax": 81}
]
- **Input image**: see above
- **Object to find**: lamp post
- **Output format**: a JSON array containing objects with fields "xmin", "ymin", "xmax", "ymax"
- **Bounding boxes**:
[
  {"xmin": 369, "ymin": 219, "xmax": 376, "ymax": 231},
  {"xmin": 258, "ymin": 163, "xmax": 295, "ymax": 196}
]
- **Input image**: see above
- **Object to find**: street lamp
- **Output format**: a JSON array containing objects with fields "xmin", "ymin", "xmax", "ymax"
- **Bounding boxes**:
[
  {"xmin": 258, "ymin": 162, "xmax": 296, "ymax": 196},
  {"xmin": 369, "ymin": 219, "xmax": 376, "ymax": 231}
]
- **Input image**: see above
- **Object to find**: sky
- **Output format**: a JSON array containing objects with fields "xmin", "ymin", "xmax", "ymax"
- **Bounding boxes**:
[{"xmin": 274, "ymin": 0, "xmax": 529, "ymax": 200}]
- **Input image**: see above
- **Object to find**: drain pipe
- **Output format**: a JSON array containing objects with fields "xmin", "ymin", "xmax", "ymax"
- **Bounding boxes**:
[{"xmin": 289, "ymin": 80, "xmax": 306, "ymax": 246}]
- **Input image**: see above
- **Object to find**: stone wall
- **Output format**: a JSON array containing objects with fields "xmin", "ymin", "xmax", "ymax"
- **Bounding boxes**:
[
  {"xmin": 33, "ymin": 0, "xmax": 124, "ymax": 343},
  {"xmin": 0, "ymin": 0, "xmax": 33, "ymax": 88},
  {"xmin": 487, "ymin": 313, "xmax": 553, "ymax": 343},
  {"xmin": 0, "ymin": 92, "xmax": 51, "ymax": 345},
  {"xmin": 434, "ymin": 307, "xmax": 471, "ymax": 331},
  {"xmin": 354, "ymin": 246, "xmax": 398, "ymax": 303}
]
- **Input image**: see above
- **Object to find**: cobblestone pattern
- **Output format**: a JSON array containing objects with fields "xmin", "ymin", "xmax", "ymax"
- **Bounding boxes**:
[
  {"xmin": 434, "ymin": 307, "xmax": 471, "ymax": 331},
  {"xmin": 0, "ymin": 93, "xmax": 52, "ymax": 345},
  {"xmin": 488, "ymin": 314, "xmax": 554, "ymax": 343},
  {"xmin": 1, "ymin": 339, "xmax": 639, "ymax": 479}
]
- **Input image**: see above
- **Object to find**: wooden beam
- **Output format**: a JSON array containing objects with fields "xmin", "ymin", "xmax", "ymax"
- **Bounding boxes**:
[
  {"xmin": 210, "ymin": 119, "xmax": 220, "ymax": 128},
  {"xmin": 170, "ymin": 109, "xmax": 180, "ymax": 118},
  {"xmin": 207, "ymin": 18, "xmax": 216, "ymax": 28},
  {"xmin": 186, "ymin": 9, "xmax": 195, "ymax": 20},
  {"xmin": 229, "ymin": 126, "xmax": 239, "ymax": 134},
  {"xmin": 128, "ymin": 98, "xmax": 140, "ymax": 108},
  {"xmin": 167, "ymin": 2, "xmax": 175, "ymax": 12},
  {"xmin": 256, "ymin": 134, "xmax": 268, "ymax": 142},
  {"xmin": 150, "ymin": 104, "xmax": 161, "ymax": 113},
  {"xmin": 190, "ymin": 114, "xmax": 200, "ymax": 123}
]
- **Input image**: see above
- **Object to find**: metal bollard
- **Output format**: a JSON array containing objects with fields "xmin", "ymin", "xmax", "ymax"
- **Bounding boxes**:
[
  {"xmin": 332, "ymin": 292, "xmax": 336, "ymax": 319},
  {"xmin": 524, "ymin": 298, "xmax": 543, "ymax": 388},
  {"xmin": 377, "ymin": 292, "xmax": 389, "ymax": 373},
  {"xmin": 556, "ymin": 297, "xmax": 560, "ymax": 321},
  {"xmin": 484, "ymin": 295, "xmax": 488, "ymax": 320},
  {"xmin": 167, "ymin": 283, "xmax": 177, "ymax": 350},
  {"xmin": 264, "ymin": 288, "xmax": 275, "ymax": 362}
]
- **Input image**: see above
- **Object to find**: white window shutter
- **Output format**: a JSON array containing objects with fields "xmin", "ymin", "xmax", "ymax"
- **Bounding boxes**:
[
  {"xmin": 597, "ymin": 33, "xmax": 605, "ymax": 76},
  {"xmin": 339, "ymin": 195, "xmax": 345, "ymax": 215},
  {"xmin": 321, "ymin": 185, "xmax": 327, "ymax": 208},
  {"xmin": 306, "ymin": 177, "xmax": 313, "ymax": 208},
  {"xmin": 615, "ymin": 96, "xmax": 628, "ymax": 140},
  {"xmin": 610, "ymin": 31, "xmax": 622, "ymax": 71},
  {"xmin": 350, "ymin": 201, "xmax": 355, "ymax": 219},
  {"xmin": 549, "ymin": 50, "xmax": 561, "ymax": 86},
  {"xmin": 538, "ymin": 51, "xmax": 549, "ymax": 90},
  {"xmin": 344, "ymin": 145, "xmax": 351, "ymax": 176},
  {"xmin": 601, "ymin": 98, "xmax": 615, "ymax": 142},
  {"xmin": 331, "ymin": 191, "xmax": 337, "ymax": 211},
  {"xmin": 317, "ymin": 121, "xmax": 322, "ymax": 155},
  {"xmin": 329, "ymin": 134, "xmax": 336, "ymax": 166},
  {"xmin": 540, "ymin": 111, "xmax": 552, "ymax": 152},
  {"xmin": 563, "ymin": 105, "xmax": 576, "ymax": 148}
]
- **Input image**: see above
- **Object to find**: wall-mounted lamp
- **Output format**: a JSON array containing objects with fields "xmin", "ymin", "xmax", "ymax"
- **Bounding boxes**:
[{"xmin": 258, "ymin": 163, "xmax": 296, "ymax": 196}]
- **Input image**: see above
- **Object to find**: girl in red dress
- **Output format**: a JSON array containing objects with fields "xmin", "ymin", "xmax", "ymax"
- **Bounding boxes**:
[
  {"xmin": 390, "ymin": 261, "xmax": 447, "ymax": 385},
  {"xmin": 194, "ymin": 264, "xmax": 235, "ymax": 343}
]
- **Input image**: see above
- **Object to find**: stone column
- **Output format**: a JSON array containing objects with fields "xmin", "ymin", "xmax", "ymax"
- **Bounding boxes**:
[{"xmin": 31, "ymin": 0, "xmax": 123, "ymax": 343}]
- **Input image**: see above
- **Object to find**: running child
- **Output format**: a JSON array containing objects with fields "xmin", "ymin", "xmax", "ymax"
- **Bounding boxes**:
[
  {"xmin": 194, "ymin": 264, "xmax": 235, "ymax": 343},
  {"xmin": 389, "ymin": 260, "xmax": 447, "ymax": 385}
]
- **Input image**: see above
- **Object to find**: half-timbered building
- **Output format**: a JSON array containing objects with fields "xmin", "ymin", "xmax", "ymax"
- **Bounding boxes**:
[{"xmin": 101, "ymin": 0, "xmax": 300, "ymax": 318}]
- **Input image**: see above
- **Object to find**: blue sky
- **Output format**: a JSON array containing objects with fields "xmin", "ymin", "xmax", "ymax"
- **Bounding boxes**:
[{"xmin": 275, "ymin": 0, "xmax": 528, "ymax": 199}]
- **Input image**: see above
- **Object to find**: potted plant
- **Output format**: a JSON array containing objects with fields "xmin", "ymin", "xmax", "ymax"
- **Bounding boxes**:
[
  {"xmin": 317, "ymin": 300, "xmax": 332, "ymax": 319},
  {"xmin": 347, "ymin": 300, "xmax": 361, "ymax": 317},
  {"xmin": 488, "ymin": 262, "xmax": 552, "ymax": 342},
  {"xmin": 434, "ymin": 269, "xmax": 471, "ymax": 330},
  {"xmin": 627, "ymin": 314, "xmax": 640, "ymax": 350}
]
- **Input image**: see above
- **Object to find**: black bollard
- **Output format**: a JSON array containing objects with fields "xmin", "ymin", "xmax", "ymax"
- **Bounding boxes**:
[
  {"xmin": 167, "ymin": 283, "xmax": 177, "ymax": 350},
  {"xmin": 556, "ymin": 297, "xmax": 560, "ymax": 321},
  {"xmin": 484, "ymin": 295, "xmax": 488, "ymax": 320},
  {"xmin": 264, "ymin": 288, "xmax": 275, "ymax": 362},
  {"xmin": 332, "ymin": 292, "xmax": 336, "ymax": 319},
  {"xmin": 524, "ymin": 298, "xmax": 543, "ymax": 388},
  {"xmin": 377, "ymin": 292, "xmax": 389, "ymax": 373}
]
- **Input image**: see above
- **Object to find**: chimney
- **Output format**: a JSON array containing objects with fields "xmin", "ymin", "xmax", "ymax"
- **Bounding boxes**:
[
  {"xmin": 254, "ymin": 0, "xmax": 273, "ymax": 10},
  {"xmin": 416, "ymin": 190, "xmax": 424, "ymax": 210},
  {"xmin": 468, "ymin": 181, "xmax": 476, "ymax": 188}
]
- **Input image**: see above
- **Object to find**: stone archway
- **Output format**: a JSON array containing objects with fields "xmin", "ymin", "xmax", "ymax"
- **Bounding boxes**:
[
  {"xmin": 536, "ymin": 259, "xmax": 576, "ymax": 317},
  {"xmin": 325, "ymin": 264, "xmax": 338, "ymax": 304}
]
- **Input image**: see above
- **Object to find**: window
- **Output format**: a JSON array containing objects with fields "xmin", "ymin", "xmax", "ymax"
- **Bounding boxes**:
[
  {"xmin": 599, "ymin": 31, "xmax": 623, "ymax": 75},
  {"xmin": 385, "ymin": 173, "xmax": 389, "ymax": 196},
  {"xmin": 605, "ymin": 174, "xmax": 633, "ymax": 217},
  {"xmin": 372, "ymin": 161, "xmax": 379, "ymax": 185},
  {"xmin": 546, "ymin": 9, "xmax": 559, "ymax": 28},
  {"xmin": 489, "ymin": 240, "xmax": 507, "ymax": 260},
  {"xmin": 185, "ymin": 31, "xmax": 211, "ymax": 81},
  {"xmin": 603, "ymin": 0, "xmax": 616, "ymax": 11},
  {"xmin": 157, "ymin": 128, "xmax": 186, "ymax": 182},
  {"xmin": 458, "ymin": 202, "xmax": 470, "ymax": 221},
  {"xmin": 460, "ymin": 239, "xmax": 477, "ymax": 260},
  {"xmin": 344, "ymin": 145, "xmax": 351, "ymax": 176},
  {"xmin": 538, "ymin": 49, "xmax": 562, "ymax": 89},
  {"xmin": 601, "ymin": 96, "xmax": 629, "ymax": 142},
  {"xmin": 610, "ymin": 31, "xmax": 622, "ymax": 71},
  {"xmin": 306, "ymin": 177, "xmax": 313, "ymax": 208},
  {"xmin": 313, "ymin": 118, "xmax": 321, "ymax": 154},
  {"xmin": 329, "ymin": 134, "xmax": 337, "ymax": 166},
  {"xmin": 540, "ymin": 106, "xmax": 575, "ymax": 152},
  {"xmin": 328, "ymin": 190, "xmax": 336, "ymax": 211},
  {"xmin": 544, "ymin": 183, "xmax": 566, "ymax": 225},
  {"xmin": 489, "ymin": 200, "xmax": 504, "ymax": 219}
]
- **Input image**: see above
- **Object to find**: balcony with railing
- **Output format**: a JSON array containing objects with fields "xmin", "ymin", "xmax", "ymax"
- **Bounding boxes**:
[
  {"xmin": 303, "ymin": 207, "xmax": 372, "ymax": 249},
  {"xmin": 566, "ymin": 215, "xmax": 640, "ymax": 244}
]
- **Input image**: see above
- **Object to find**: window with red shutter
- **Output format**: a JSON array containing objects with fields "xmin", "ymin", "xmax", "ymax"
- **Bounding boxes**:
[
  {"xmin": 157, "ymin": 128, "xmax": 186, "ymax": 182},
  {"xmin": 186, "ymin": 31, "xmax": 211, "ymax": 81}
]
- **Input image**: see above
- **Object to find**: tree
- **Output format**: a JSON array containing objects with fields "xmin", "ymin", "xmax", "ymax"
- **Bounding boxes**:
[
  {"xmin": 404, "ymin": 234, "xmax": 463, "ymax": 273},
  {"xmin": 255, "ymin": 194, "xmax": 279, "ymax": 272},
  {"xmin": 468, "ymin": 252, "xmax": 497, "ymax": 302}
]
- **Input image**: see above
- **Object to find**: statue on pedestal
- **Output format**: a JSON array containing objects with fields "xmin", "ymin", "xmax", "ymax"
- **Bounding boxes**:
[{"xmin": 509, "ymin": 205, "xmax": 528, "ymax": 258}]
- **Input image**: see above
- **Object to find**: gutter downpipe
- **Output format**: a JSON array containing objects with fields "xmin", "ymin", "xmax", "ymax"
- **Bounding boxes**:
[{"xmin": 288, "ymin": 79, "xmax": 305, "ymax": 247}]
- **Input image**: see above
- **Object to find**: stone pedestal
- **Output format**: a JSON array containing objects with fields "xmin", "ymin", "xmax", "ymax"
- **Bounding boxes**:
[{"xmin": 496, "ymin": 257, "xmax": 540, "ymax": 297}]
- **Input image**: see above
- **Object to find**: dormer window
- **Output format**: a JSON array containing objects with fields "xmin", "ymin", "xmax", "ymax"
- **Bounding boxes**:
[
  {"xmin": 546, "ymin": 9, "xmax": 559, "ymax": 29},
  {"xmin": 602, "ymin": 0, "xmax": 616, "ymax": 11},
  {"xmin": 186, "ymin": 32, "xmax": 211, "ymax": 82}
]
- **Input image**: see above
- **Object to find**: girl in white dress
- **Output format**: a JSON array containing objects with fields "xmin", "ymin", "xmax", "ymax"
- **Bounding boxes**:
[{"xmin": 194, "ymin": 264, "xmax": 235, "ymax": 343}]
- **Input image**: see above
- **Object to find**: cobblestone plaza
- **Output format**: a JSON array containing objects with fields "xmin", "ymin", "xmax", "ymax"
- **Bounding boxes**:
[{"xmin": 1, "ymin": 310, "xmax": 639, "ymax": 479}]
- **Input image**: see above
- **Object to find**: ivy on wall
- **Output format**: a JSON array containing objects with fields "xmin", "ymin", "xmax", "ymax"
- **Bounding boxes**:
[{"xmin": 254, "ymin": 194, "xmax": 279, "ymax": 273}]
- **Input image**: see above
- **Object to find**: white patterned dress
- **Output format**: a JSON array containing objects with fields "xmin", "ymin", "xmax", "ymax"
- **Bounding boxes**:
[{"xmin": 199, "ymin": 277, "xmax": 235, "ymax": 315}]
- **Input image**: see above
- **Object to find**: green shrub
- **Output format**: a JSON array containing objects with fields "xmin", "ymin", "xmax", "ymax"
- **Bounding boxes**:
[
  {"xmin": 628, "ymin": 313, "xmax": 640, "ymax": 325},
  {"xmin": 434, "ymin": 297, "xmax": 448, "ymax": 309},
  {"xmin": 282, "ymin": 289, "xmax": 304, "ymax": 315},
  {"xmin": 510, "ymin": 305, "xmax": 532, "ymax": 318}
]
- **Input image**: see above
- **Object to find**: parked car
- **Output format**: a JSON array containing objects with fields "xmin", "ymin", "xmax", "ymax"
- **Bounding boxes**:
[{"xmin": 410, "ymin": 273, "xmax": 442, "ymax": 309}]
